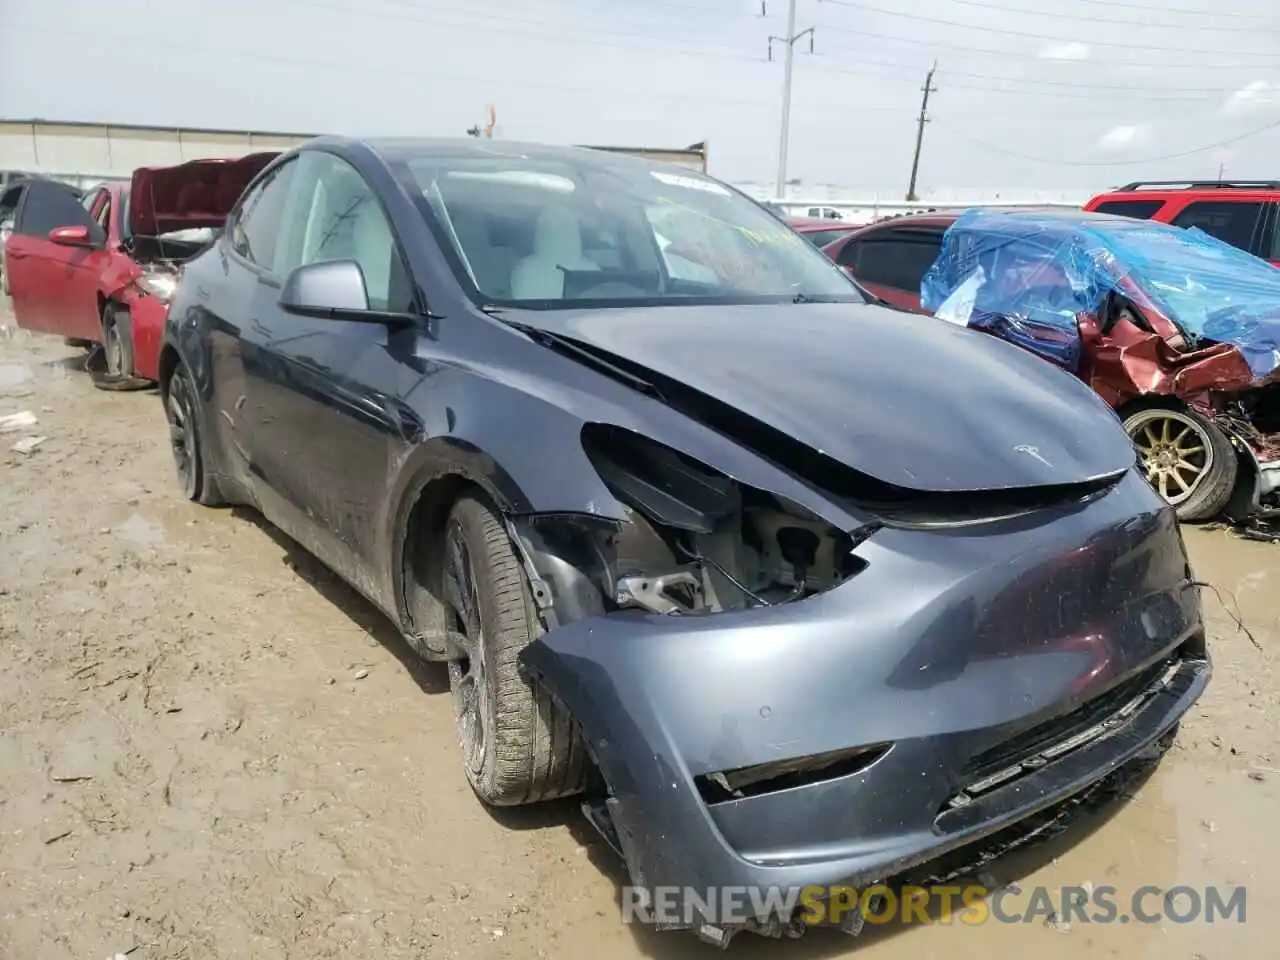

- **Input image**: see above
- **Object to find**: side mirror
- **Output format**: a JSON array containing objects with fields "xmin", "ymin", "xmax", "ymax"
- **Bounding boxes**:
[
  {"xmin": 48, "ymin": 224, "xmax": 95, "ymax": 247},
  {"xmin": 281, "ymin": 259, "xmax": 370, "ymax": 313},
  {"xmin": 279, "ymin": 259, "xmax": 417, "ymax": 325}
]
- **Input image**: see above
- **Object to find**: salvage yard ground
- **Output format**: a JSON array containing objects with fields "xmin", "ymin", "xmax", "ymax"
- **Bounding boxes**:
[{"xmin": 1, "ymin": 298, "xmax": 1278, "ymax": 959}]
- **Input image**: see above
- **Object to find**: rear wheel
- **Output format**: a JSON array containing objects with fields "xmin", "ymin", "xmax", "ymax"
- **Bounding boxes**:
[
  {"xmin": 165, "ymin": 364, "xmax": 224, "ymax": 506},
  {"xmin": 442, "ymin": 494, "xmax": 586, "ymax": 806},
  {"xmin": 1123, "ymin": 406, "xmax": 1236, "ymax": 522}
]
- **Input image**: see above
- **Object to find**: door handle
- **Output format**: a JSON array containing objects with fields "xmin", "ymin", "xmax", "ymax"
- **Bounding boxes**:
[{"xmin": 8, "ymin": 250, "xmax": 27, "ymax": 259}]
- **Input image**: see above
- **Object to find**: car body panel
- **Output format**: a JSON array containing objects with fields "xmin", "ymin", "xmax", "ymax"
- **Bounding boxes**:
[
  {"xmin": 129, "ymin": 153, "xmax": 279, "ymax": 236},
  {"xmin": 521, "ymin": 467, "xmax": 1205, "ymax": 895},
  {"xmin": 508, "ymin": 302, "xmax": 1136, "ymax": 492},
  {"xmin": 159, "ymin": 138, "xmax": 1208, "ymax": 933}
]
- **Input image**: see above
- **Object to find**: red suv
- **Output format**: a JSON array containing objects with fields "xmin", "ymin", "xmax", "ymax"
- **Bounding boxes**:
[{"xmin": 1083, "ymin": 180, "xmax": 1280, "ymax": 265}]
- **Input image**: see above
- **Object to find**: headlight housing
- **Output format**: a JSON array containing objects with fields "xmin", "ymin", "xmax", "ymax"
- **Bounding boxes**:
[{"xmin": 136, "ymin": 269, "xmax": 178, "ymax": 303}]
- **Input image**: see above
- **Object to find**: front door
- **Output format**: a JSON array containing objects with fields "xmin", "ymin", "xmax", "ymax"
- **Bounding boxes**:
[
  {"xmin": 7, "ymin": 181, "xmax": 107, "ymax": 335},
  {"xmin": 205, "ymin": 156, "xmax": 300, "ymax": 500},
  {"xmin": 240, "ymin": 149, "xmax": 424, "ymax": 599}
]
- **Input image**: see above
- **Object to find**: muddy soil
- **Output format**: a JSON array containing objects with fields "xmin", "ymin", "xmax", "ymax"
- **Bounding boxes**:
[{"xmin": 0, "ymin": 304, "xmax": 1277, "ymax": 959}]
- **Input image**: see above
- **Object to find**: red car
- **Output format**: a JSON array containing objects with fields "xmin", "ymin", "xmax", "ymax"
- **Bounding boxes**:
[
  {"xmin": 1084, "ymin": 179, "xmax": 1280, "ymax": 266},
  {"xmin": 2, "ymin": 153, "xmax": 276, "ymax": 384},
  {"xmin": 786, "ymin": 216, "xmax": 860, "ymax": 250},
  {"xmin": 835, "ymin": 207, "xmax": 1280, "ymax": 523},
  {"xmin": 819, "ymin": 212, "xmax": 952, "ymax": 312}
]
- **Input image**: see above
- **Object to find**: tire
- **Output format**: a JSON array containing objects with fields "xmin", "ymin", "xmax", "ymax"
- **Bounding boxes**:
[
  {"xmin": 165, "ymin": 364, "xmax": 224, "ymax": 507},
  {"xmin": 101, "ymin": 304, "xmax": 135, "ymax": 378},
  {"xmin": 1123, "ymin": 406, "xmax": 1236, "ymax": 522},
  {"xmin": 442, "ymin": 494, "xmax": 587, "ymax": 806}
]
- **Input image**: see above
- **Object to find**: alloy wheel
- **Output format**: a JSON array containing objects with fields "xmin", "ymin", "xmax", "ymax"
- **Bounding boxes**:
[
  {"xmin": 443, "ymin": 521, "xmax": 489, "ymax": 777},
  {"xmin": 104, "ymin": 319, "xmax": 124, "ymax": 376},
  {"xmin": 1126, "ymin": 409, "xmax": 1212, "ymax": 506},
  {"xmin": 166, "ymin": 374, "xmax": 198, "ymax": 499}
]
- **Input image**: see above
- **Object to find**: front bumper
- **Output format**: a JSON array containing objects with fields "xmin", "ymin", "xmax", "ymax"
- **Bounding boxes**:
[{"xmin": 519, "ymin": 470, "xmax": 1208, "ymax": 928}]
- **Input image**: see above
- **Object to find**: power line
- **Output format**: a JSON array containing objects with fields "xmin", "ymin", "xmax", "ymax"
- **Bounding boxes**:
[
  {"xmin": 1007, "ymin": 0, "xmax": 1269, "ymax": 19},
  {"xmin": 930, "ymin": 0, "xmax": 1280, "ymax": 33},
  {"xmin": 1, "ymin": 23, "xmax": 776, "ymax": 109},
  {"xmin": 939, "ymin": 115, "xmax": 1280, "ymax": 167},
  {"xmin": 258, "ymin": 0, "xmax": 1280, "ymax": 99},
  {"xmin": 819, "ymin": 0, "xmax": 1280, "ymax": 58},
  {"xmin": 811, "ymin": 53, "xmax": 1272, "ymax": 96},
  {"xmin": 814, "ymin": 23, "xmax": 1278, "ymax": 70}
]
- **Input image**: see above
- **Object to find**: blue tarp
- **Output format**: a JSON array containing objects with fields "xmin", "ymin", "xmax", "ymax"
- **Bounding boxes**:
[{"xmin": 920, "ymin": 208, "xmax": 1280, "ymax": 380}]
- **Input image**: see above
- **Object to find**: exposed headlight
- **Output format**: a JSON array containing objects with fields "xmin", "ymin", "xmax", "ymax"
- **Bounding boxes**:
[{"xmin": 136, "ymin": 270, "xmax": 178, "ymax": 303}]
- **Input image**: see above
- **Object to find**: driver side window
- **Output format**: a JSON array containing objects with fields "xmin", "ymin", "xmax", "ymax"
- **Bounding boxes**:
[
  {"xmin": 16, "ymin": 182, "xmax": 105, "ymax": 245},
  {"xmin": 272, "ymin": 151, "xmax": 411, "ymax": 312}
]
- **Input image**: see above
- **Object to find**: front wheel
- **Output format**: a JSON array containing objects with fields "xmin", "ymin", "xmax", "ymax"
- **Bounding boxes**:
[
  {"xmin": 102, "ymin": 304, "xmax": 134, "ymax": 379},
  {"xmin": 442, "ymin": 494, "xmax": 587, "ymax": 806},
  {"xmin": 1123, "ymin": 406, "xmax": 1237, "ymax": 522},
  {"xmin": 165, "ymin": 364, "xmax": 224, "ymax": 506}
]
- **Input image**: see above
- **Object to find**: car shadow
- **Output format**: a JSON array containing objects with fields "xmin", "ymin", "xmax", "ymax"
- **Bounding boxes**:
[{"xmin": 228, "ymin": 505, "xmax": 449, "ymax": 696}]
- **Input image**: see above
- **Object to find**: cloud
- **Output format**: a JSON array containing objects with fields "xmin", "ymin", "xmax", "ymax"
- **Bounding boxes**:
[
  {"xmin": 1096, "ymin": 125, "xmax": 1147, "ymax": 151},
  {"xmin": 1223, "ymin": 81, "xmax": 1280, "ymax": 116},
  {"xmin": 1039, "ymin": 42, "xmax": 1090, "ymax": 61}
]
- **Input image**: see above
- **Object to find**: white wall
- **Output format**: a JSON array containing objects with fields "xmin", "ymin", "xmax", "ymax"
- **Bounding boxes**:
[{"xmin": 0, "ymin": 121, "xmax": 311, "ymax": 182}]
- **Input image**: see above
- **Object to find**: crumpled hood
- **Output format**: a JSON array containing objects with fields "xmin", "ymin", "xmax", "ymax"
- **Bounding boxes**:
[
  {"xmin": 128, "ymin": 152, "xmax": 279, "ymax": 236},
  {"xmin": 518, "ymin": 301, "xmax": 1136, "ymax": 493}
]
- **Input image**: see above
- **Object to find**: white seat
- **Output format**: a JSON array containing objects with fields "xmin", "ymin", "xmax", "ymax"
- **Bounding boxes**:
[{"xmin": 509, "ymin": 206, "xmax": 599, "ymax": 299}]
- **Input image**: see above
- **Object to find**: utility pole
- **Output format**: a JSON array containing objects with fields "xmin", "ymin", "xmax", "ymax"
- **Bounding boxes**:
[
  {"xmin": 906, "ymin": 62, "xmax": 938, "ymax": 202},
  {"xmin": 766, "ymin": 0, "xmax": 814, "ymax": 200}
]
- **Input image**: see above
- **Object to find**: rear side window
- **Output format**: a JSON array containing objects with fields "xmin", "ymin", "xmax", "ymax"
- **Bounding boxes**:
[
  {"xmin": 16, "ymin": 181, "xmax": 105, "ymax": 243},
  {"xmin": 843, "ymin": 232, "xmax": 944, "ymax": 292},
  {"xmin": 1170, "ymin": 200, "xmax": 1266, "ymax": 255},
  {"xmin": 229, "ymin": 159, "xmax": 297, "ymax": 270},
  {"xmin": 1091, "ymin": 199, "xmax": 1163, "ymax": 220}
]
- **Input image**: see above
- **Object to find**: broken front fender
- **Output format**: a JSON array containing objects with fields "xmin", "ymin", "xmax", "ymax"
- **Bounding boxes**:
[{"xmin": 519, "ymin": 470, "xmax": 1206, "ymax": 909}]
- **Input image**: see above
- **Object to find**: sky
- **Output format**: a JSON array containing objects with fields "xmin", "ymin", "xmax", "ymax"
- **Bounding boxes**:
[{"xmin": 2, "ymin": 0, "xmax": 1280, "ymax": 197}]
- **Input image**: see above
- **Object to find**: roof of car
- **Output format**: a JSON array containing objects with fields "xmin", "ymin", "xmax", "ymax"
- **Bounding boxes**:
[
  {"xmin": 787, "ymin": 217, "xmax": 856, "ymax": 231},
  {"xmin": 314, "ymin": 136, "xmax": 708, "ymax": 176},
  {"xmin": 856, "ymin": 206, "xmax": 1145, "ymax": 235}
]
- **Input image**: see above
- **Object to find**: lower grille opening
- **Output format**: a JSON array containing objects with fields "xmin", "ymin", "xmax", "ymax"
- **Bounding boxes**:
[
  {"xmin": 696, "ymin": 743, "xmax": 891, "ymax": 805},
  {"xmin": 943, "ymin": 648, "xmax": 1197, "ymax": 812}
]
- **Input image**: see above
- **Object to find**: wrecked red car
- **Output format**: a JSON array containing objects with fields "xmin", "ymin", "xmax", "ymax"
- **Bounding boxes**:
[
  {"xmin": 2, "ymin": 153, "xmax": 276, "ymax": 384},
  {"xmin": 858, "ymin": 208, "xmax": 1280, "ymax": 523}
]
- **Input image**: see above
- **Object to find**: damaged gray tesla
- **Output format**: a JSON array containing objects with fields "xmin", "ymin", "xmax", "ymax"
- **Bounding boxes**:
[{"xmin": 159, "ymin": 138, "xmax": 1209, "ymax": 945}]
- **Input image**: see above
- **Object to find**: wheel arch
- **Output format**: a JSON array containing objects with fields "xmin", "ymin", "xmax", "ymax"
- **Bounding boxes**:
[{"xmin": 389, "ymin": 438, "xmax": 540, "ymax": 659}]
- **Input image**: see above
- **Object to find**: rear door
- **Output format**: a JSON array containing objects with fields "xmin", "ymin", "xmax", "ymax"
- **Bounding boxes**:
[
  {"xmin": 836, "ymin": 226, "xmax": 945, "ymax": 312},
  {"xmin": 7, "ymin": 181, "xmax": 106, "ymax": 334}
]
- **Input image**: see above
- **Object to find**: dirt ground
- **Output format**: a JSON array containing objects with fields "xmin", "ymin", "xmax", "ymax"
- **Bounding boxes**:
[{"xmin": 0, "ymin": 302, "xmax": 1277, "ymax": 960}]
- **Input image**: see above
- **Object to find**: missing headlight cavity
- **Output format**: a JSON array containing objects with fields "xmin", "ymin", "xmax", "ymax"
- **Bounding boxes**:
[{"xmin": 568, "ymin": 424, "xmax": 869, "ymax": 615}]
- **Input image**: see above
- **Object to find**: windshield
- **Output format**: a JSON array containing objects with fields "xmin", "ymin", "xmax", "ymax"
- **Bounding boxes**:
[{"xmin": 406, "ymin": 156, "xmax": 862, "ymax": 308}]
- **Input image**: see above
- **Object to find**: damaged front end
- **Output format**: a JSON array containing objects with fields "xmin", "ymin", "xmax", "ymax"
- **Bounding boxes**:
[
  {"xmin": 922, "ymin": 209, "xmax": 1280, "ymax": 518},
  {"xmin": 512, "ymin": 424, "xmax": 872, "ymax": 627},
  {"xmin": 510, "ymin": 414, "xmax": 1206, "ymax": 946}
]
